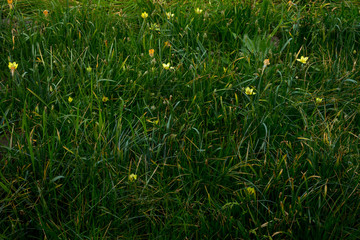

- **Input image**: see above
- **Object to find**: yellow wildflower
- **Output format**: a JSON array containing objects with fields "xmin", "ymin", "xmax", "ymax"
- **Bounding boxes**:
[
  {"xmin": 86, "ymin": 66, "xmax": 92, "ymax": 72},
  {"xmin": 263, "ymin": 59, "xmax": 270, "ymax": 66},
  {"xmin": 68, "ymin": 96, "xmax": 73, "ymax": 103},
  {"xmin": 316, "ymin": 97, "xmax": 323, "ymax": 104},
  {"xmin": 8, "ymin": 61, "xmax": 18, "ymax": 76},
  {"xmin": 195, "ymin": 8, "xmax": 203, "ymax": 14},
  {"xmin": 164, "ymin": 41, "xmax": 171, "ymax": 47},
  {"xmin": 245, "ymin": 87, "xmax": 256, "ymax": 96},
  {"xmin": 43, "ymin": 10, "xmax": 49, "ymax": 17},
  {"xmin": 129, "ymin": 173, "xmax": 137, "ymax": 182},
  {"xmin": 102, "ymin": 96, "xmax": 109, "ymax": 102},
  {"xmin": 296, "ymin": 56, "xmax": 309, "ymax": 64},
  {"xmin": 8, "ymin": 0, "xmax": 13, "ymax": 9},
  {"xmin": 162, "ymin": 63, "xmax": 170, "ymax": 70},
  {"xmin": 246, "ymin": 187, "xmax": 256, "ymax": 195},
  {"xmin": 149, "ymin": 49, "xmax": 154, "ymax": 57},
  {"xmin": 141, "ymin": 12, "xmax": 148, "ymax": 19},
  {"xmin": 166, "ymin": 12, "xmax": 174, "ymax": 19}
]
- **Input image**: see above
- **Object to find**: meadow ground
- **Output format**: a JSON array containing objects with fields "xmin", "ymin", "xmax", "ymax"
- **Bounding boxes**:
[{"xmin": 1, "ymin": 0, "xmax": 360, "ymax": 239}]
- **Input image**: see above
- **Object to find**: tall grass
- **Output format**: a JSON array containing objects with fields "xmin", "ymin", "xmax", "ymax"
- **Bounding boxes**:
[{"xmin": 1, "ymin": 0, "xmax": 360, "ymax": 239}]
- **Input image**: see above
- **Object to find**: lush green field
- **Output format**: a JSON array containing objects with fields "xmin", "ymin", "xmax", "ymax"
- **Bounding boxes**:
[{"xmin": 1, "ymin": 0, "xmax": 360, "ymax": 239}]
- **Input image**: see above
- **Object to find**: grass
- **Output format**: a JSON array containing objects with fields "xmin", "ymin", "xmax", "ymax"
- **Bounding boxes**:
[{"xmin": 1, "ymin": 0, "xmax": 360, "ymax": 239}]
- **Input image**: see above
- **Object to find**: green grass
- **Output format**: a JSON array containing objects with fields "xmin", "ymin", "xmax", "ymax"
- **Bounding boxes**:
[{"xmin": 1, "ymin": 0, "xmax": 360, "ymax": 239}]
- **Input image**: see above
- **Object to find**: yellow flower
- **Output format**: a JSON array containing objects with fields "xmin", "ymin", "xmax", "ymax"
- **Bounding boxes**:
[
  {"xmin": 195, "ymin": 8, "xmax": 203, "ymax": 14},
  {"xmin": 166, "ymin": 12, "xmax": 174, "ymax": 19},
  {"xmin": 43, "ymin": 10, "xmax": 49, "ymax": 17},
  {"xmin": 8, "ymin": 61, "xmax": 18, "ymax": 76},
  {"xmin": 149, "ymin": 49, "xmax": 154, "ymax": 57},
  {"xmin": 164, "ymin": 41, "xmax": 171, "ymax": 47},
  {"xmin": 162, "ymin": 63, "xmax": 170, "ymax": 70},
  {"xmin": 246, "ymin": 187, "xmax": 256, "ymax": 195},
  {"xmin": 296, "ymin": 56, "xmax": 309, "ymax": 64},
  {"xmin": 86, "ymin": 66, "xmax": 92, "ymax": 72},
  {"xmin": 141, "ymin": 12, "xmax": 148, "ymax": 19},
  {"xmin": 316, "ymin": 97, "xmax": 323, "ymax": 104},
  {"xmin": 129, "ymin": 173, "xmax": 137, "ymax": 182},
  {"xmin": 263, "ymin": 59, "xmax": 270, "ymax": 66},
  {"xmin": 8, "ymin": 0, "xmax": 13, "ymax": 9},
  {"xmin": 102, "ymin": 96, "xmax": 109, "ymax": 102},
  {"xmin": 245, "ymin": 87, "xmax": 256, "ymax": 96},
  {"xmin": 68, "ymin": 96, "xmax": 73, "ymax": 103},
  {"xmin": 8, "ymin": 61, "xmax": 18, "ymax": 70}
]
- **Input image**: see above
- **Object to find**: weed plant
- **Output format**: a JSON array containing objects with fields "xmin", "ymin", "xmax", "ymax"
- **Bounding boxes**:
[{"xmin": 1, "ymin": 0, "xmax": 360, "ymax": 239}]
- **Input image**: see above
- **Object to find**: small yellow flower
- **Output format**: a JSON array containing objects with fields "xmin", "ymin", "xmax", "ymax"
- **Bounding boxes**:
[
  {"xmin": 8, "ymin": 61, "xmax": 18, "ymax": 76},
  {"xmin": 68, "ymin": 96, "xmax": 73, "ymax": 103},
  {"xmin": 164, "ymin": 41, "xmax": 171, "ymax": 47},
  {"xmin": 149, "ymin": 49, "xmax": 155, "ymax": 57},
  {"xmin": 246, "ymin": 187, "xmax": 256, "ymax": 195},
  {"xmin": 245, "ymin": 87, "xmax": 256, "ymax": 96},
  {"xmin": 129, "ymin": 173, "xmax": 137, "ymax": 182},
  {"xmin": 141, "ymin": 12, "xmax": 148, "ymax": 19},
  {"xmin": 296, "ymin": 56, "xmax": 309, "ymax": 64},
  {"xmin": 86, "ymin": 66, "xmax": 92, "ymax": 72},
  {"xmin": 166, "ymin": 12, "xmax": 174, "ymax": 19},
  {"xmin": 263, "ymin": 59, "xmax": 270, "ymax": 66},
  {"xmin": 43, "ymin": 10, "xmax": 49, "ymax": 17},
  {"xmin": 195, "ymin": 8, "xmax": 203, "ymax": 14},
  {"xmin": 162, "ymin": 63, "xmax": 170, "ymax": 70},
  {"xmin": 8, "ymin": 0, "xmax": 13, "ymax": 9},
  {"xmin": 353, "ymin": 50, "xmax": 357, "ymax": 54},
  {"xmin": 316, "ymin": 97, "xmax": 323, "ymax": 104},
  {"xmin": 102, "ymin": 96, "xmax": 109, "ymax": 102},
  {"xmin": 8, "ymin": 61, "xmax": 18, "ymax": 70}
]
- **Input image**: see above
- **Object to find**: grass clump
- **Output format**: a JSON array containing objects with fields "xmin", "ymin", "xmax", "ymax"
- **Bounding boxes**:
[{"xmin": 1, "ymin": 0, "xmax": 360, "ymax": 239}]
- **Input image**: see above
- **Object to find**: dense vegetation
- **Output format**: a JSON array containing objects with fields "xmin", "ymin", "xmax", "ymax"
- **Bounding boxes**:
[{"xmin": 1, "ymin": 0, "xmax": 360, "ymax": 239}]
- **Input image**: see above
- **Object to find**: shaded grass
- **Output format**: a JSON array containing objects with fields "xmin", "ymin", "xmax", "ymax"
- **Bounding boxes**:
[{"xmin": 1, "ymin": 0, "xmax": 360, "ymax": 239}]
